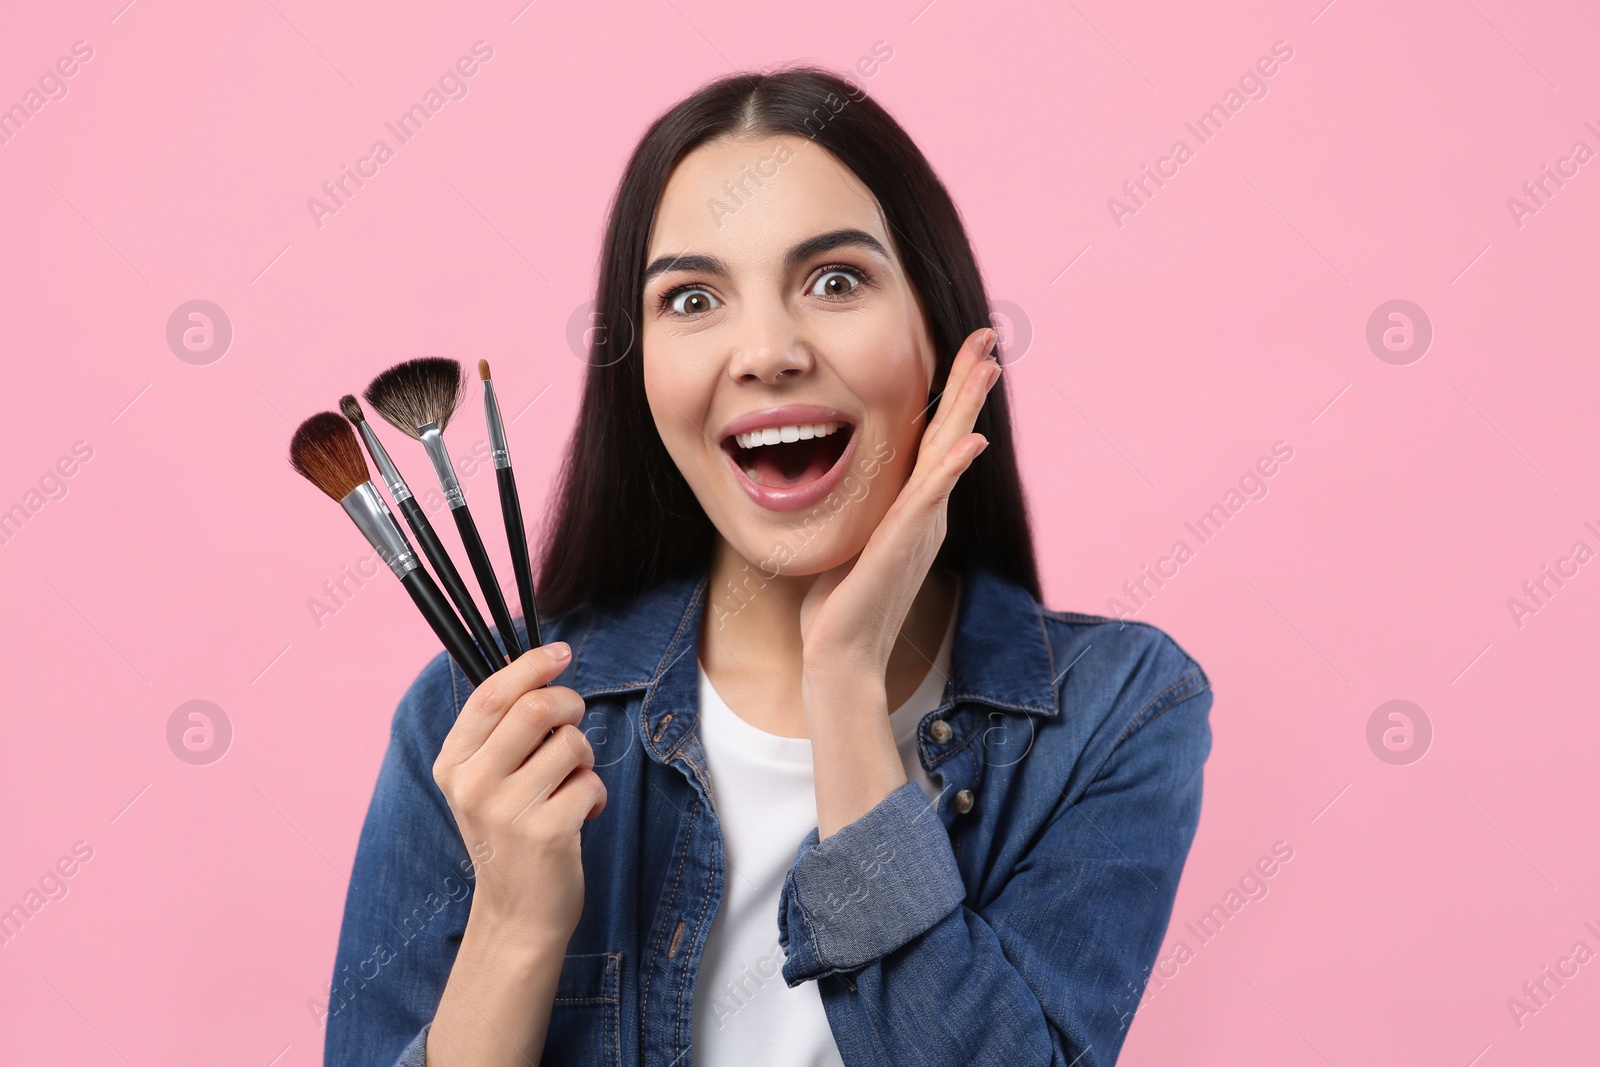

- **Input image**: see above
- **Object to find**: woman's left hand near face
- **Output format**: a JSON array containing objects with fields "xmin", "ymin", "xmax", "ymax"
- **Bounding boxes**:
[{"xmin": 798, "ymin": 325, "xmax": 1000, "ymax": 682}]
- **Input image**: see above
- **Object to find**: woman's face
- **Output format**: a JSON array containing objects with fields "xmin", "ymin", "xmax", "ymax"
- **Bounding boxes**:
[{"xmin": 641, "ymin": 133, "xmax": 936, "ymax": 577}]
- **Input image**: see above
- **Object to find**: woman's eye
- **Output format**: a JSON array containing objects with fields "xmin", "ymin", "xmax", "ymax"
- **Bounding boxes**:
[
  {"xmin": 811, "ymin": 268, "xmax": 865, "ymax": 299},
  {"xmin": 659, "ymin": 266, "xmax": 867, "ymax": 315},
  {"xmin": 665, "ymin": 287, "xmax": 721, "ymax": 316}
]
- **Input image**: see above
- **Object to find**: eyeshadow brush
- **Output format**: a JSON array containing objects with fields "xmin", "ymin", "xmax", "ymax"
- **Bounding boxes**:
[
  {"xmin": 340, "ymin": 395, "xmax": 500, "ymax": 680},
  {"xmin": 364, "ymin": 357, "xmax": 526, "ymax": 663},
  {"xmin": 477, "ymin": 360, "xmax": 543, "ymax": 649},
  {"xmin": 289, "ymin": 412, "xmax": 492, "ymax": 687}
]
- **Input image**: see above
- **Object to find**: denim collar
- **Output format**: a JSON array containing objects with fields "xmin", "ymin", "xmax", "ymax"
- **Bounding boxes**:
[{"xmin": 565, "ymin": 557, "xmax": 1059, "ymax": 763}]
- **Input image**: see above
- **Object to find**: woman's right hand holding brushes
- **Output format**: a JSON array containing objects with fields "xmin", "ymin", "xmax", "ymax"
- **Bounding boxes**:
[
  {"xmin": 288, "ymin": 354, "xmax": 578, "ymax": 1061},
  {"xmin": 424, "ymin": 641, "xmax": 607, "ymax": 1065}
]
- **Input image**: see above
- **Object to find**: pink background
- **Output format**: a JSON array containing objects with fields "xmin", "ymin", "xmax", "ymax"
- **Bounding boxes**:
[{"xmin": 3, "ymin": 0, "xmax": 1597, "ymax": 1063}]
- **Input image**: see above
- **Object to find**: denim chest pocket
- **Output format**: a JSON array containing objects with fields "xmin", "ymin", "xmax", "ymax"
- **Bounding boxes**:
[{"xmin": 544, "ymin": 950, "xmax": 622, "ymax": 1067}]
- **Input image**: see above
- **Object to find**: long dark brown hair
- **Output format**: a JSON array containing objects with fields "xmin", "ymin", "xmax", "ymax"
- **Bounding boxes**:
[{"xmin": 534, "ymin": 66, "xmax": 1039, "ymax": 618}]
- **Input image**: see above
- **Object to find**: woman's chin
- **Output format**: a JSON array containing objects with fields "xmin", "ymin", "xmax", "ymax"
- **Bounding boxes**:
[{"xmin": 718, "ymin": 525, "xmax": 869, "ymax": 579}]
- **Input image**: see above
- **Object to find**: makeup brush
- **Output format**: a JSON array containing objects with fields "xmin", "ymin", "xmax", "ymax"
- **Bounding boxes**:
[
  {"xmin": 478, "ymin": 360, "xmax": 543, "ymax": 650},
  {"xmin": 289, "ymin": 412, "xmax": 491, "ymax": 687},
  {"xmin": 364, "ymin": 358, "xmax": 526, "ymax": 662},
  {"xmin": 340, "ymin": 395, "xmax": 500, "ymax": 679}
]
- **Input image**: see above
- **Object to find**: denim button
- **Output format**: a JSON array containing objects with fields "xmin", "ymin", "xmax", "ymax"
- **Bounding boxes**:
[
  {"xmin": 930, "ymin": 718, "xmax": 953, "ymax": 744},
  {"xmin": 954, "ymin": 788, "xmax": 975, "ymax": 814}
]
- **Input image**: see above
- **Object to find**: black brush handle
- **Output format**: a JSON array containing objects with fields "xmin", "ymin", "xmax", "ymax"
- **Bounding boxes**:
[
  {"xmin": 397, "ymin": 496, "xmax": 501, "ymax": 676},
  {"xmin": 399, "ymin": 568, "xmax": 491, "ymax": 687},
  {"xmin": 451, "ymin": 503, "xmax": 526, "ymax": 661},
  {"xmin": 495, "ymin": 465, "xmax": 543, "ymax": 650}
]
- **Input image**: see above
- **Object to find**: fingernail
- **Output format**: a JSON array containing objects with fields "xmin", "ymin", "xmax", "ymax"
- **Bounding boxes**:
[
  {"xmin": 547, "ymin": 642, "xmax": 571, "ymax": 661},
  {"xmin": 981, "ymin": 329, "xmax": 996, "ymax": 357}
]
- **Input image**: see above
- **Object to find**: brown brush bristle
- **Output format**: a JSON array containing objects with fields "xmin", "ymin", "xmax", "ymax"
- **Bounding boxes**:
[
  {"xmin": 339, "ymin": 394, "xmax": 365, "ymax": 423},
  {"xmin": 290, "ymin": 412, "xmax": 371, "ymax": 501},
  {"xmin": 363, "ymin": 357, "xmax": 466, "ymax": 439},
  {"xmin": 478, "ymin": 359, "xmax": 491, "ymax": 381}
]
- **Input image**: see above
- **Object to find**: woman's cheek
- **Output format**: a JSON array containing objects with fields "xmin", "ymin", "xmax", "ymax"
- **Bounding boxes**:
[
  {"xmin": 852, "ymin": 319, "xmax": 930, "ymax": 406},
  {"xmin": 642, "ymin": 381, "xmax": 699, "ymax": 480}
]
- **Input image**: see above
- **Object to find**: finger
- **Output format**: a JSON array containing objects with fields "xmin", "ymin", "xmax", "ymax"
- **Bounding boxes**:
[
  {"xmin": 471, "ymin": 684, "xmax": 586, "ymax": 781},
  {"xmin": 900, "ymin": 434, "xmax": 988, "ymax": 531},
  {"xmin": 923, "ymin": 327, "xmax": 990, "ymax": 438},
  {"xmin": 439, "ymin": 642, "xmax": 572, "ymax": 765},
  {"xmin": 924, "ymin": 349, "xmax": 999, "ymax": 458},
  {"xmin": 858, "ymin": 426, "xmax": 986, "ymax": 575},
  {"xmin": 549, "ymin": 765, "xmax": 608, "ymax": 824},
  {"xmin": 909, "ymin": 358, "xmax": 999, "ymax": 500},
  {"xmin": 506, "ymin": 724, "xmax": 596, "ymax": 823},
  {"xmin": 924, "ymin": 328, "xmax": 995, "ymax": 440}
]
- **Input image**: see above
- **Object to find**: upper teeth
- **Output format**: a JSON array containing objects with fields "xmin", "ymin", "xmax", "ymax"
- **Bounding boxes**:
[{"xmin": 733, "ymin": 421, "xmax": 842, "ymax": 450}]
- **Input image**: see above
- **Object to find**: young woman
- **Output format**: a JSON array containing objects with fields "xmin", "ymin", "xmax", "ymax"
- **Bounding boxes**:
[{"xmin": 324, "ymin": 67, "xmax": 1212, "ymax": 1067}]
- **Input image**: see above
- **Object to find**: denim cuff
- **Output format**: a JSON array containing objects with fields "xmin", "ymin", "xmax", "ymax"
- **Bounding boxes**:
[
  {"xmin": 777, "ymin": 779, "xmax": 967, "ymax": 986},
  {"xmin": 394, "ymin": 1023, "xmax": 428, "ymax": 1066}
]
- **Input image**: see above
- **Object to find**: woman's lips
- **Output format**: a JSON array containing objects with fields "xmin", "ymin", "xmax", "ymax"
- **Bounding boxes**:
[{"xmin": 722, "ymin": 423, "xmax": 858, "ymax": 512}]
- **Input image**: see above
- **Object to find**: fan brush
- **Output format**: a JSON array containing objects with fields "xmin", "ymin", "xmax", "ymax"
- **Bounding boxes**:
[{"xmin": 364, "ymin": 357, "xmax": 526, "ymax": 662}]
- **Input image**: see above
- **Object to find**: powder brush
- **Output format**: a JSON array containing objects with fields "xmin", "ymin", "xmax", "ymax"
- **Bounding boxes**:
[
  {"xmin": 289, "ymin": 412, "xmax": 492, "ymax": 686},
  {"xmin": 340, "ymin": 395, "xmax": 499, "ymax": 679},
  {"xmin": 363, "ymin": 357, "xmax": 526, "ymax": 662}
]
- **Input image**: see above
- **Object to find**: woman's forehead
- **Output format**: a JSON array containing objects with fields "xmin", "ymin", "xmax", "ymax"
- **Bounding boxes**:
[{"xmin": 646, "ymin": 134, "xmax": 892, "ymax": 268}]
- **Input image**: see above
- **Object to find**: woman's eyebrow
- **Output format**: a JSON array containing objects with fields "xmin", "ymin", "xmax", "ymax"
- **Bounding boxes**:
[{"xmin": 641, "ymin": 228, "xmax": 891, "ymax": 286}]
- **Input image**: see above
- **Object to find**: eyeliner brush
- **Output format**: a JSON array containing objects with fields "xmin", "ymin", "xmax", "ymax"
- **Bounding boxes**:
[
  {"xmin": 478, "ymin": 360, "xmax": 543, "ymax": 650},
  {"xmin": 364, "ymin": 358, "xmax": 526, "ymax": 663},
  {"xmin": 289, "ymin": 412, "xmax": 492, "ymax": 687},
  {"xmin": 340, "ymin": 395, "xmax": 500, "ymax": 680}
]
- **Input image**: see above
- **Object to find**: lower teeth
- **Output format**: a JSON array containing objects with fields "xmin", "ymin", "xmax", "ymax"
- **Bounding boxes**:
[{"xmin": 745, "ymin": 468, "xmax": 760, "ymax": 484}]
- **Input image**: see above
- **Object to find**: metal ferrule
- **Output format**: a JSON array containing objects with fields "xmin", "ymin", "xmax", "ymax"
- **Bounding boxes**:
[
  {"xmin": 482, "ymin": 379, "xmax": 511, "ymax": 470},
  {"xmin": 356, "ymin": 420, "xmax": 413, "ymax": 504},
  {"xmin": 418, "ymin": 423, "xmax": 465, "ymax": 509},
  {"xmin": 340, "ymin": 482, "xmax": 420, "ymax": 579}
]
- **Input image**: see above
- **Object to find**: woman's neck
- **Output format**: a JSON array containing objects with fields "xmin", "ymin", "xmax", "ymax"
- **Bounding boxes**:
[{"xmin": 698, "ymin": 536, "xmax": 958, "ymax": 737}]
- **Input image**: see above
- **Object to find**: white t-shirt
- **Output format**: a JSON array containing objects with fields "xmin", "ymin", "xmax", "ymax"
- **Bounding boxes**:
[{"xmin": 688, "ymin": 595, "xmax": 957, "ymax": 1065}]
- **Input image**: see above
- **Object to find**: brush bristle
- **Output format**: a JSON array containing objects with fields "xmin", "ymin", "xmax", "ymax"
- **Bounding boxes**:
[
  {"xmin": 478, "ymin": 359, "xmax": 491, "ymax": 381},
  {"xmin": 290, "ymin": 412, "xmax": 371, "ymax": 501},
  {"xmin": 363, "ymin": 357, "xmax": 466, "ymax": 439},
  {"xmin": 339, "ymin": 394, "xmax": 365, "ymax": 423}
]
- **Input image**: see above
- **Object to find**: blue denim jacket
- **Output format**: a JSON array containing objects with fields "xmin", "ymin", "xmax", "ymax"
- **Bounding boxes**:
[{"xmin": 323, "ymin": 556, "xmax": 1213, "ymax": 1066}]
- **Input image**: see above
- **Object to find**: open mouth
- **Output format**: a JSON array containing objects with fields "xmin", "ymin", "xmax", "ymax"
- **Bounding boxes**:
[{"xmin": 720, "ymin": 420, "xmax": 855, "ymax": 488}]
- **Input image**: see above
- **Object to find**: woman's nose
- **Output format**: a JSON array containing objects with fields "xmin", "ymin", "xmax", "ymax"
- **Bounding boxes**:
[{"xmin": 725, "ymin": 302, "xmax": 814, "ymax": 385}]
